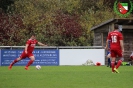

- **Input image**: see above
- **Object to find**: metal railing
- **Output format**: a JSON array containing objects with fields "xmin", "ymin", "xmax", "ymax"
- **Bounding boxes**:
[{"xmin": 0, "ymin": 46, "xmax": 104, "ymax": 49}]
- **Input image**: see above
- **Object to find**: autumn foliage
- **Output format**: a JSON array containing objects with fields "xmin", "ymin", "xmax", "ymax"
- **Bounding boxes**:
[{"xmin": 0, "ymin": 0, "xmax": 132, "ymax": 46}]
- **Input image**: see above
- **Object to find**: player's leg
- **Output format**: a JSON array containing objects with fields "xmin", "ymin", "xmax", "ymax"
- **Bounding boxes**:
[
  {"xmin": 110, "ymin": 50, "xmax": 116, "ymax": 73},
  {"xmin": 111, "ymin": 57, "xmax": 116, "ymax": 73},
  {"xmin": 9, "ymin": 57, "xmax": 21, "ymax": 66},
  {"xmin": 8, "ymin": 57, "xmax": 22, "ymax": 70},
  {"xmin": 107, "ymin": 58, "xmax": 110, "ymax": 67},
  {"xmin": 115, "ymin": 49, "xmax": 123, "ymax": 69},
  {"xmin": 8, "ymin": 52, "xmax": 27, "ymax": 70},
  {"xmin": 107, "ymin": 53, "xmax": 111, "ymax": 67},
  {"xmin": 25, "ymin": 54, "xmax": 35, "ymax": 70},
  {"xmin": 107, "ymin": 52, "xmax": 110, "ymax": 67},
  {"xmin": 109, "ymin": 58, "xmax": 111, "ymax": 68}
]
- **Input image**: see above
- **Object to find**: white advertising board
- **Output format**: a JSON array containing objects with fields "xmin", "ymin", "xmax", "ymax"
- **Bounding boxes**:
[{"xmin": 60, "ymin": 49, "xmax": 105, "ymax": 65}]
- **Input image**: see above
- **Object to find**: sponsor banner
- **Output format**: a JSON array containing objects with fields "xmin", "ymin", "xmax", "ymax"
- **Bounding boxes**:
[{"xmin": 1, "ymin": 49, "xmax": 59, "ymax": 66}]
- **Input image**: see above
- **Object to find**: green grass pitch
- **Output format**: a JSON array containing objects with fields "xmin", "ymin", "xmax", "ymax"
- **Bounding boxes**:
[{"xmin": 0, "ymin": 66, "xmax": 133, "ymax": 88}]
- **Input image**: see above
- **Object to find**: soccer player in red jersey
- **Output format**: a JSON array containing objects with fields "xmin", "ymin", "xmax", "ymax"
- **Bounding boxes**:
[
  {"xmin": 106, "ymin": 24, "xmax": 124, "ymax": 73},
  {"xmin": 8, "ymin": 34, "xmax": 47, "ymax": 70},
  {"xmin": 130, "ymin": 52, "xmax": 133, "ymax": 60}
]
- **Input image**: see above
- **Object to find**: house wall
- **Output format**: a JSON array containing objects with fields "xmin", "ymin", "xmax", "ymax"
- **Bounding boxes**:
[
  {"xmin": 93, "ymin": 32, "xmax": 102, "ymax": 46},
  {"xmin": 93, "ymin": 25, "xmax": 110, "ymax": 65},
  {"xmin": 122, "ymin": 29, "xmax": 133, "ymax": 62},
  {"xmin": 93, "ymin": 25, "xmax": 109, "ymax": 46},
  {"xmin": 93, "ymin": 23, "xmax": 133, "ymax": 64}
]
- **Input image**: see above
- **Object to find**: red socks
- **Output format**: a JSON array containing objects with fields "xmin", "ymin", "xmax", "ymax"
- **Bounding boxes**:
[
  {"xmin": 111, "ymin": 61, "xmax": 115, "ymax": 72},
  {"xmin": 10, "ymin": 59, "xmax": 34, "ymax": 68},
  {"xmin": 111, "ymin": 60, "xmax": 122, "ymax": 72},
  {"xmin": 116, "ymin": 60, "xmax": 122, "ymax": 69},
  {"xmin": 26, "ymin": 60, "xmax": 34, "ymax": 67},
  {"xmin": 11, "ymin": 59, "xmax": 18, "ymax": 66}
]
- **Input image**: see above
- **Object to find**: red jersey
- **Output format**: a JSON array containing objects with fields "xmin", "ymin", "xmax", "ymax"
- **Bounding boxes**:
[
  {"xmin": 107, "ymin": 30, "xmax": 123, "ymax": 50},
  {"xmin": 25, "ymin": 39, "xmax": 38, "ymax": 53}
]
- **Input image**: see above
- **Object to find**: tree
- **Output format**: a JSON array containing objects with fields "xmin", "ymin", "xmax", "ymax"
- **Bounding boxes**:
[
  {"xmin": 1, "ymin": 0, "xmax": 132, "ymax": 46},
  {"xmin": 0, "ymin": 0, "xmax": 14, "ymax": 12},
  {"xmin": 0, "ymin": 12, "xmax": 25, "ymax": 45}
]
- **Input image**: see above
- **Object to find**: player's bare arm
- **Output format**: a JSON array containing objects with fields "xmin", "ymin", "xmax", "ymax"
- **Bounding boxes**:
[
  {"xmin": 38, "ymin": 42, "xmax": 47, "ymax": 46},
  {"xmin": 105, "ymin": 39, "xmax": 109, "ymax": 49},
  {"xmin": 25, "ymin": 44, "xmax": 29, "ymax": 54},
  {"xmin": 120, "ymin": 40, "xmax": 124, "ymax": 53}
]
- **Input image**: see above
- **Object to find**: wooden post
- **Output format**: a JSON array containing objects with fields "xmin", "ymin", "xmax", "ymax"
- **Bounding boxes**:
[
  {"xmin": 111, "ymin": 23, "xmax": 114, "ymax": 31},
  {"xmin": 101, "ymin": 33, "xmax": 103, "ymax": 46}
]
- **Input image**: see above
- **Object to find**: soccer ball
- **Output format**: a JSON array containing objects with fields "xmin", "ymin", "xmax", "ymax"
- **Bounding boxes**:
[{"xmin": 36, "ymin": 65, "xmax": 41, "ymax": 70}]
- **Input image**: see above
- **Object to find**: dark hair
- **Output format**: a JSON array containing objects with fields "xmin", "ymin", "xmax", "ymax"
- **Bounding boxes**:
[
  {"xmin": 31, "ymin": 33, "xmax": 36, "ymax": 36},
  {"xmin": 114, "ymin": 24, "xmax": 119, "ymax": 29}
]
